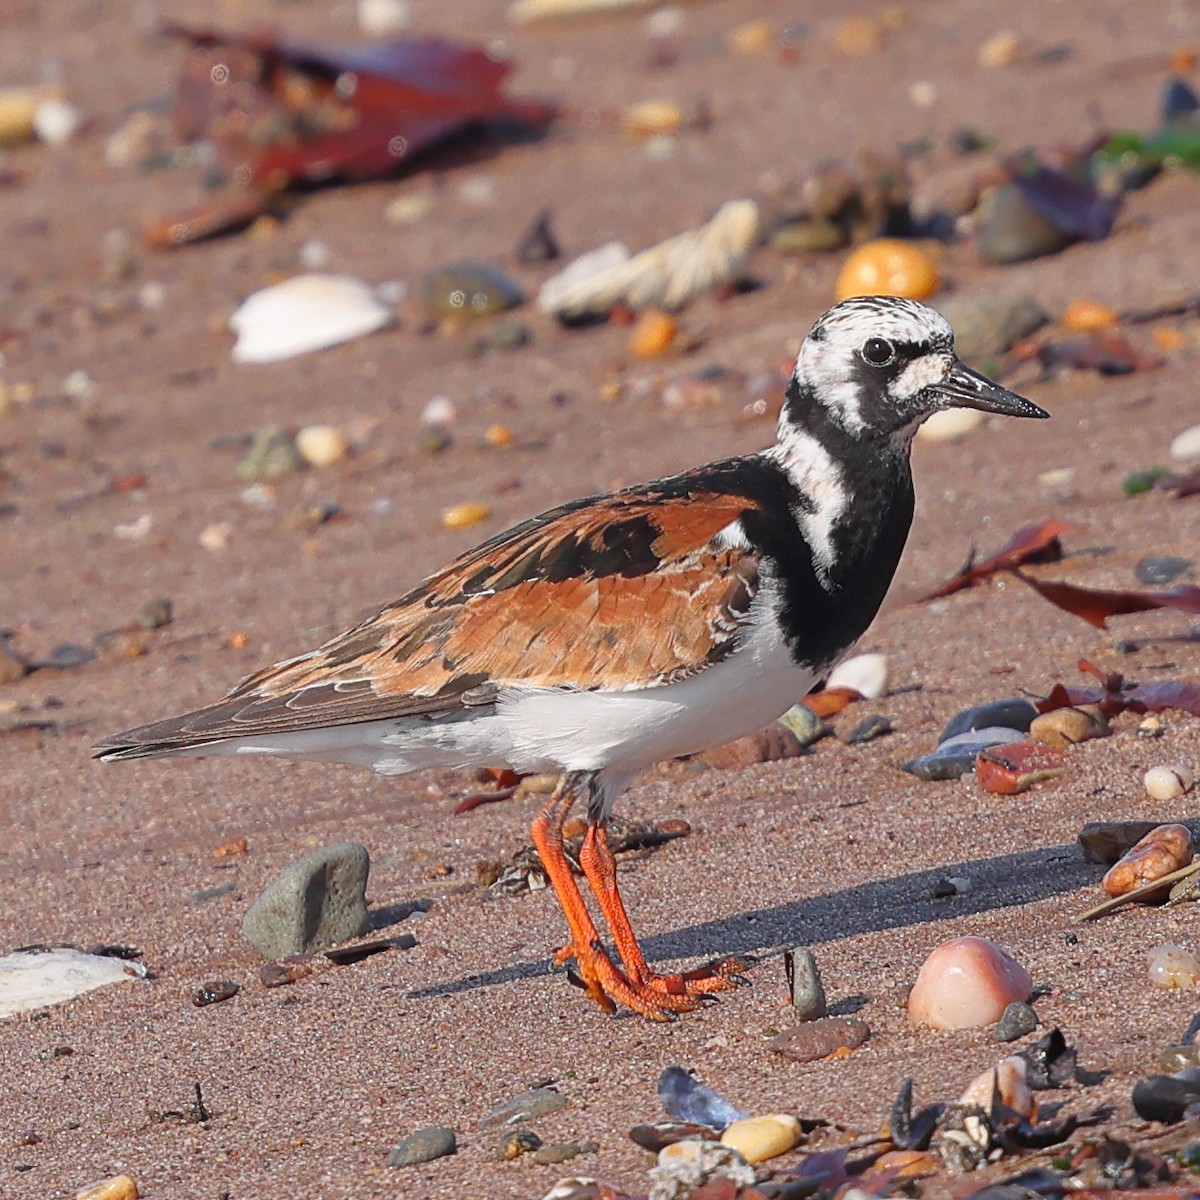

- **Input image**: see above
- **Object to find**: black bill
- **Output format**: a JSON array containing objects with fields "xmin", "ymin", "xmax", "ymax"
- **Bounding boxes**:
[{"xmin": 932, "ymin": 359, "xmax": 1049, "ymax": 419}]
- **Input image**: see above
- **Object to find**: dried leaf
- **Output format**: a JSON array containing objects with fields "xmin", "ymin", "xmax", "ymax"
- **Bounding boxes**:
[
  {"xmin": 919, "ymin": 518, "xmax": 1079, "ymax": 600},
  {"xmin": 1012, "ymin": 570, "xmax": 1200, "ymax": 629},
  {"xmin": 1039, "ymin": 662, "xmax": 1200, "ymax": 720}
]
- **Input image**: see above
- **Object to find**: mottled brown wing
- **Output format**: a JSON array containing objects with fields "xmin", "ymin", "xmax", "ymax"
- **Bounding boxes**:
[{"xmin": 95, "ymin": 486, "xmax": 760, "ymax": 756}]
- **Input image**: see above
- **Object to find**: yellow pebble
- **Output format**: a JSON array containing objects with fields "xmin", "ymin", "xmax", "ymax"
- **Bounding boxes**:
[
  {"xmin": 719, "ymin": 1113, "xmax": 802, "ymax": 1164},
  {"xmin": 442, "ymin": 502, "xmax": 491, "ymax": 530},
  {"xmin": 484, "ymin": 423, "xmax": 513, "ymax": 448},
  {"xmin": 831, "ymin": 16, "xmax": 884, "ymax": 55},
  {"xmin": 1153, "ymin": 327, "xmax": 1186, "ymax": 352},
  {"xmin": 0, "ymin": 86, "xmax": 38, "ymax": 148},
  {"xmin": 629, "ymin": 309, "xmax": 679, "ymax": 358},
  {"xmin": 76, "ymin": 1175, "xmax": 139, "ymax": 1200},
  {"xmin": 834, "ymin": 239, "xmax": 939, "ymax": 302},
  {"xmin": 1061, "ymin": 299, "xmax": 1119, "ymax": 333},
  {"xmin": 728, "ymin": 20, "xmax": 774, "ymax": 54},
  {"xmin": 295, "ymin": 424, "xmax": 348, "ymax": 468},
  {"xmin": 623, "ymin": 101, "xmax": 683, "ymax": 138},
  {"xmin": 978, "ymin": 31, "xmax": 1022, "ymax": 68}
]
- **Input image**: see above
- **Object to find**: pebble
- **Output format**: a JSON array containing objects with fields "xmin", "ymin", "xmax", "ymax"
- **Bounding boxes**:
[
  {"xmin": 1062, "ymin": 299, "xmax": 1119, "ymax": 332},
  {"xmin": 777, "ymin": 703, "xmax": 830, "ymax": 746},
  {"xmin": 1160, "ymin": 1045, "xmax": 1200, "ymax": 1072},
  {"xmin": 1148, "ymin": 944, "xmax": 1200, "ymax": 989},
  {"xmin": 629, "ymin": 309, "xmax": 679, "ymax": 357},
  {"xmin": 907, "ymin": 936, "xmax": 1032, "ymax": 1029},
  {"xmin": 1136, "ymin": 555, "xmax": 1192, "ymax": 584},
  {"xmin": 720, "ymin": 1113, "xmax": 802, "ymax": 1164},
  {"xmin": 978, "ymin": 184, "xmax": 1072, "ymax": 265},
  {"xmin": 994, "ymin": 1000, "xmax": 1039, "ymax": 1042},
  {"xmin": 834, "ymin": 239, "xmax": 939, "ymax": 302},
  {"xmin": 1170, "ymin": 423, "xmax": 1200, "ymax": 461},
  {"xmin": 916, "ymin": 408, "xmax": 985, "ymax": 444},
  {"xmin": 940, "ymin": 699, "xmax": 1039, "ymax": 743},
  {"xmin": 975, "ymin": 740, "xmax": 1069, "ymax": 795},
  {"xmin": 76, "ymin": 1176, "xmax": 139, "ymax": 1200},
  {"xmin": 497, "ymin": 1129, "xmax": 543, "ymax": 1159},
  {"xmin": 832, "ymin": 15, "xmax": 885, "ymax": 55},
  {"xmin": 933, "ymin": 876, "xmax": 972, "ymax": 897},
  {"xmin": 237, "ymin": 426, "xmax": 303, "ymax": 482},
  {"xmin": 630, "ymin": 1122, "xmax": 717, "ymax": 1152},
  {"xmin": 826, "ymin": 652, "xmax": 888, "ymax": 699},
  {"xmin": 1145, "ymin": 765, "xmax": 1196, "ymax": 802},
  {"xmin": 442, "ymin": 502, "xmax": 491, "ymax": 530},
  {"xmin": 0, "ymin": 948, "xmax": 148, "ymax": 1020},
  {"xmin": 845, "ymin": 714, "xmax": 893, "ymax": 744},
  {"xmin": 786, "ymin": 946, "xmax": 827, "ymax": 1019},
  {"xmin": 387, "ymin": 1125, "xmax": 457, "ymax": 1167},
  {"xmin": 771, "ymin": 218, "xmax": 847, "ymax": 255},
  {"xmin": 1139, "ymin": 715, "xmax": 1165, "ymax": 739},
  {"xmin": 198, "ymin": 522, "xmax": 233, "ymax": 552},
  {"xmin": 0, "ymin": 86, "xmax": 38, "ymax": 147},
  {"xmin": 978, "ymin": 31, "xmax": 1022, "ymax": 68},
  {"xmin": 241, "ymin": 842, "xmax": 371, "ymax": 959},
  {"xmin": 959, "ymin": 1056, "xmax": 1034, "ymax": 1118},
  {"xmin": 1102, "ymin": 824, "xmax": 1193, "ymax": 897},
  {"xmin": 770, "ymin": 1015, "xmax": 870, "ymax": 1062},
  {"xmin": 1028, "ymin": 705, "xmax": 1107, "ymax": 749},
  {"xmin": 34, "ymin": 96, "xmax": 83, "ymax": 145},
  {"xmin": 0, "ymin": 642, "xmax": 30, "ymax": 684},
  {"xmin": 480, "ymin": 1087, "xmax": 567, "ymax": 1129},
  {"xmin": 515, "ymin": 210, "xmax": 560, "ymax": 264},
  {"xmin": 934, "ymin": 295, "xmax": 1049, "ymax": 361},
  {"xmin": 698, "ymin": 722, "xmax": 802, "ymax": 768},
  {"xmin": 295, "ymin": 425, "xmax": 348, "ymax": 468},
  {"xmin": 358, "ymin": 0, "xmax": 411, "ymax": 37},
  {"xmin": 533, "ymin": 1141, "xmax": 594, "ymax": 1165},
  {"xmin": 230, "ymin": 275, "xmax": 394, "ymax": 363},
  {"xmin": 651, "ymin": 1140, "xmax": 756, "ymax": 1199},
  {"xmin": 903, "ymin": 726, "xmax": 1025, "ymax": 781},
  {"xmin": 193, "ymin": 979, "xmax": 240, "ymax": 1007},
  {"xmin": 259, "ymin": 956, "xmax": 316, "ymax": 988},
  {"xmin": 487, "ymin": 320, "xmax": 530, "ymax": 351},
  {"xmin": 424, "ymin": 262, "xmax": 523, "ymax": 319},
  {"xmin": 623, "ymin": 100, "xmax": 685, "ymax": 137},
  {"xmin": 1133, "ymin": 1072, "xmax": 1200, "ymax": 1123},
  {"xmin": 385, "ymin": 190, "xmax": 435, "ymax": 225},
  {"xmin": 1078, "ymin": 819, "xmax": 1163, "ymax": 864}
]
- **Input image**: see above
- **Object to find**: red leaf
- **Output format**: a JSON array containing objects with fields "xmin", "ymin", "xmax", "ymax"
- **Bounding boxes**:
[
  {"xmin": 918, "ymin": 519, "xmax": 1080, "ymax": 600},
  {"xmin": 1012, "ymin": 570, "xmax": 1200, "ymax": 629},
  {"xmin": 1038, "ymin": 664, "xmax": 1200, "ymax": 720}
]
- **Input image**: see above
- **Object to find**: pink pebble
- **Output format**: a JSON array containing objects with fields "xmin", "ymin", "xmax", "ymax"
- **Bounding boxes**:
[{"xmin": 907, "ymin": 936, "xmax": 1032, "ymax": 1030}]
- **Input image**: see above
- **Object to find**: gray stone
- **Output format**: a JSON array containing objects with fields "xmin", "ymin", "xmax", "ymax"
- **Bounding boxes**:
[
  {"xmin": 995, "ymin": 1000, "xmax": 1039, "ymax": 1043},
  {"xmin": 977, "ymin": 185, "xmax": 1072, "ymax": 265},
  {"xmin": 479, "ymin": 1087, "xmax": 567, "ymax": 1129},
  {"xmin": 845, "ymin": 714, "xmax": 893, "ymax": 745},
  {"xmin": 1136, "ymin": 555, "xmax": 1192, "ymax": 585},
  {"xmin": 935, "ymin": 294, "xmax": 1049, "ymax": 361},
  {"xmin": 777, "ymin": 703, "xmax": 830, "ymax": 747},
  {"xmin": 241, "ymin": 842, "xmax": 371, "ymax": 959},
  {"xmin": 786, "ymin": 947, "xmax": 828, "ymax": 1020},
  {"xmin": 940, "ymin": 699, "xmax": 1039, "ymax": 743},
  {"xmin": 237, "ymin": 425, "xmax": 303, "ymax": 483},
  {"xmin": 387, "ymin": 1125, "xmax": 457, "ymax": 1167},
  {"xmin": 902, "ymin": 726, "xmax": 1024, "ymax": 781}
]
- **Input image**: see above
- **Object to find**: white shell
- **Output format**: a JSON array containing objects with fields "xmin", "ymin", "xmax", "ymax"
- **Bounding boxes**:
[
  {"xmin": 826, "ymin": 652, "xmax": 888, "ymax": 699},
  {"xmin": 295, "ymin": 424, "xmax": 348, "ymax": 468},
  {"xmin": 959, "ymin": 1056, "xmax": 1034, "ymax": 1118},
  {"xmin": 916, "ymin": 407, "xmax": 985, "ymax": 443},
  {"xmin": 1144, "ymin": 764, "xmax": 1196, "ymax": 801},
  {"xmin": 1169, "ymin": 423, "xmax": 1200, "ymax": 461},
  {"xmin": 537, "ymin": 200, "xmax": 760, "ymax": 317},
  {"xmin": 230, "ymin": 274, "xmax": 394, "ymax": 364},
  {"xmin": 0, "ymin": 948, "xmax": 147, "ymax": 1019}
]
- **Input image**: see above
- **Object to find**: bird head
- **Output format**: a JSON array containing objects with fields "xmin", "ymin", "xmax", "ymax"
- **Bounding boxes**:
[{"xmin": 785, "ymin": 295, "xmax": 1048, "ymax": 442}]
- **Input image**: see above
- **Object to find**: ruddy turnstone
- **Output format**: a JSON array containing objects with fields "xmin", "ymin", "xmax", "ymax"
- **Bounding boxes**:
[{"xmin": 95, "ymin": 295, "xmax": 1047, "ymax": 1019}]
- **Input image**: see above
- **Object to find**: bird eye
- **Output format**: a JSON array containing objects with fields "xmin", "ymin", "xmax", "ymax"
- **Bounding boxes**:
[{"xmin": 861, "ymin": 337, "xmax": 895, "ymax": 366}]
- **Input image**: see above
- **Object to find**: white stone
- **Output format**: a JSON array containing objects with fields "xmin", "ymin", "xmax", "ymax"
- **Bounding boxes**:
[
  {"xmin": 229, "ymin": 275, "xmax": 394, "ymax": 364},
  {"xmin": 295, "ymin": 424, "xmax": 348, "ymax": 468},
  {"xmin": 1169, "ymin": 423, "xmax": 1200, "ymax": 461},
  {"xmin": 357, "ymin": 0, "xmax": 411, "ymax": 36},
  {"xmin": 826, "ymin": 652, "xmax": 888, "ymax": 699},
  {"xmin": 420, "ymin": 395, "xmax": 457, "ymax": 426},
  {"xmin": 33, "ymin": 97, "xmax": 83, "ymax": 145},
  {"xmin": 0, "ymin": 948, "xmax": 147, "ymax": 1019},
  {"xmin": 1144, "ymin": 764, "xmax": 1195, "ymax": 801},
  {"xmin": 198, "ymin": 522, "xmax": 233, "ymax": 552},
  {"xmin": 917, "ymin": 407, "xmax": 985, "ymax": 443}
]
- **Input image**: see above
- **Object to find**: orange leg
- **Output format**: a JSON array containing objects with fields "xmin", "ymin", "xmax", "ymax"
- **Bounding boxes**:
[
  {"xmin": 579, "ymin": 819, "xmax": 750, "ymax": 1000},
  {"xmin": 530, "ymin": 774, "xmax": 694, "ymax": 1020}
]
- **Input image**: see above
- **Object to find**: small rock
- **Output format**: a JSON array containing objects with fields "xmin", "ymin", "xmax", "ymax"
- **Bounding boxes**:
[
  {"xmin": 1139, "ymin": 715, "xmax": 1165, "ymax": 739},
  {"xmin": 134, "ymin": 597, "xmax": 174, "ymax": 630},
  {"xmin": 193, "ymin": 980, "xmax": 240, "ymax": 1007},
  {"xmin": 777, "ymin": 703, "xmax": 831, "ymax": 746},
  {"xmin": 237, "ymin": 426, "xmax": 303, "ymax": 483},
  {"xmin": 487, "ymin": 320, "xmax": 531, "ymax": 351},
  {"xmin": 916, "ymin": 408, "xmax": 985, "ymax": 444},
  {"xmin": 198, "ymin": 522, "xmax": 234, "ymax": 552},
  {"xmin": 1136, "ymin": 555, "xmax": 1192, "ymax": 585},
  {"xmin": 295, "ymin": 425, "xmax": 348, "ymax": 469},
  {"xmin": 771, "ymin": 1016, "xmax": 870, "ymax": 1062},
  {"xmin": 845, "ymin": 714, "xmax": 893, "ymax": 744},
  {"xmin": 978, "ymin": 30, "xmax": 1023, "ymax": 68},
  {"xmin": 533, "ymin": 1141, "xmax": 593, "ymax": 1165},
  {"xmin": 34, "ymin": 97, "xmax": 84, "ymax": 146},
  {"xmin": 497, "ymin": 1129, "xmax": 543, "ymax": 1160},
  {"xmin": 976, "ymin": 741, "xmax": 1069, "ymax": 794},
  {"xmin": 40, "ymin": 643, "xmax": 96, "ymax": 670},
  {"xmin": 697, "ymin": 722, "xmax": 802, "ymax": 768},
  {"xmin": 442, "ymin": 502, "xmax": 491, "ymax": 530},
  {"xmin": 720, "ymin": 1113, "xmax": 801, "ymax": 1164},
  {"xmin": 1103, "ymin": 824, "xmax": 1194, "ymax": 897},
  {"xmin": 978, "ymin": 184, "xmax": 1072, "ymax": 265},
  {"xmin": 832, "ymin": 15, "xmax": 884, "ymax": 55},
  {"xmin": 76, "ymin": 1175, "xmax": 139, "ymax": 1200},
  {"xmin": 515, "ymin": 210, "xmax": 560, "ymax": 264},
  {"xmin": 241, "ymin": 842, "xmax": 371, "ymax": 959},
  {"xmin": 0, "ymin": 642, "xmax": 30, "ymax": 684},
  {"xmin": 425, "ymin": 262, "xmax": 523, "ymax": 319},
  {"xmin": 1145, "ymin": 765, "xmax": 1196, "ymax": 801},
  {"xmin": 826, "ymin": 652, "xmax": 887, "ymax": 699},
  {"xmin": 358, "ymin": 0, "xmax": 411, "ymax": 37},
  {"xmin": 1148, "ymin": 944, "xmax": 1200, "ymax": 989},
  {"xmin": 1133, "ymin": 1073, "xmax": 1200, "ymax": 1123},
  {"xmin": 940, "ymin": 698, "xmax": 1039, "ymax": 742},
  {"xmin": 995, "ymin": 1000, "xmax": 1039, "ymax": 1042},
  {"xmin": 1078, "ymin": 820, "xmax": 1162, "ymax": 864},
  {"xmin": 785, "ymin": 947, "xmax": 827, "ymax": 1019},
  {"xmin": 903, "ymin": 726, "xmax": 1026, "ymax": 781},
  {"xmin": 907, "ymin": 936, "xmax": 1032, "ymax": 1030},
  {"xmin": 387, "ymin": 1125, "xmax": 457, "ymax": 1167},
  {"xmin": 259, "ymin": 956, "xmax": 316, "ymax": 988},
  {"xmin": 933, "ymin": 876, "xmax": 972, "ymax": 898},
  {"xmin": 835, "ymin": 239, "xmax": 939, "ymax": 303},
  {"xmin": 1029, "ymin": 706, "xmax": 1107, "ymax": 749},
  {"xmin": 480, "ymin": 1087, "xmax": 568, "ymax": 1129},
  {"xmin": 0, "ymin": 87, "xmax": 38, "ymax": 148},
  {"xmin": 1170, "ymin": 423, "xmax": 1200, "ymax": 461},
  {"xmin": 386, "ymin": 190, "xmax": 435, "ymax": 226},
  {"xmin": 1062, "ymin": 299, "xmax": 1119, "ymax": 332}
]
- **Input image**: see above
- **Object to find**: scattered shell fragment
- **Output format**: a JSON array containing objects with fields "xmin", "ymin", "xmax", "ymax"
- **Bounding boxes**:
[
  {"xmin": 835, "ymin": 239, "xmax": 939, "ymax": 302},
  {"xmin": 719, "ymin": 1114, "xmax": 801, "ymax": 1164},
  {"xmin": 193, "ymin": 979, "xmax": 240, "ymax": 1007},
  {"xmin": 826, "ymin": 652, "xmax": 887, "ymax": 699},
  {"xmin": 623, "ymin": 100, "xmax": 684, "ymax": 137},
  {"xmin": 959, "ymin": 1056, "xmax": 1035, "ymax": 1119},
  {"xmin": 651, "ymin": 1139, "xmax": 756, "ymax": 1196},
  {"xmin": 76, "ymin": 1175, "xmax": 139, "ymax": 1200},
  {"xmin": 0, "ymin": 948, "xmax": 148, "ymax": 1020},
  {"xmin": 1145, "ymin": 765, "xmax": 1196, "ymax": 801},
  {"xmin": 1029, "ymin": 706, "xmax": 1108, "ymax": 749},
  {"xmin": 198, "ymin": 522, "xmax": 234, "ymax": 552},
  {"xmin": 1148, "ymin": 944, "xmax": 1200, "ymax": 989},
  {"xmin": 1102, "ymin": 823, "xmax": 1193, "ymax": 898},
  {"xmin": 230, "ymin": 276, "xmax": 393, "ymax": 364},
  {"xmin": 1170, "ymin": 423, "xmax": 1200, "ymax": 461},
  {"xmin": 295, "ymin": 424, "xmax": 348, "ymax": 468},
  {"xmin": 537, "ymin": 200, "xmax": 760, "ymax": 318},
  {"xmin": 1062, "ymin": 299, "xmax": 1119, "ymax": 332},
  {"xmin": 629, "ymin": 309, "xmax": 679, "ymax": 357},
  {"xmin": 917, "ymin": 408, "xmax": 985, "ymax": 444},
  {"xmin": 907, "ymin": 936, "xmax": 1032, "ymax": 1029},
  {"xmin": 978, "ymin": 31, "xmax": 1023, "ymax": 68},
  {"xmin": 442, "ymin": 502, "xmax": 491, "ymax": 530}
]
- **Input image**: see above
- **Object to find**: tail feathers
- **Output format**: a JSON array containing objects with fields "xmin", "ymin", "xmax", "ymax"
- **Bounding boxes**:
[{"xmin": 92, "ymin": 706, "xmax": 237, "ymax": 762}]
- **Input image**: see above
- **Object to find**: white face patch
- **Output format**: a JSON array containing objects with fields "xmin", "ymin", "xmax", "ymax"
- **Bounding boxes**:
[
  {"xmin": 892, "ymin": 352, "xmax": 953, "ymax": 402},
  {"xmin": 768, "ymin": 427, "xmax": 849, "ymax": 584}
]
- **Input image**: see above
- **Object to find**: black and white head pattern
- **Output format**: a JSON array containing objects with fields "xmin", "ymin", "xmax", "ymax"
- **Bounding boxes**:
[{"xmin": 791, "ymin": 295, "xmax": 956, "ymax": 438}]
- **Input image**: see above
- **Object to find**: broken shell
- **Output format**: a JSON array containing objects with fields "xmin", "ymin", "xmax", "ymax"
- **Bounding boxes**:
[
  {"xmin": 1148, "ymin": 943, "xmax": 1200, "ymax": 989},
  {"xmin": 719, "ymin": 1113, "xmax": 802, "ymax": 1164},
  {"xmin": 1145, "ymin": 765, "xmax": 1195, "ymax": 801},
  {"xmin": 34, "ymin": 96, "xmax": 84, "ymax": 145},
  {"xmin": 1029, "ymin": 705, "xmax": 1108, "ymax": 749},
  {"xmin": 959, "ymin": 1056, "xmax": 1035, "ymax": 1119},
  {"xmin": 835, "ymin": 239, "xmax": 939, "ymax": 302},
  {"xmin": 623, "ymin": 100, "xmax": 684, "ymax": 137},
  {"xmin": 1170, "ymin": 423, "xmax": 1200, "ymax": 461},
  {"xmin": 230, "ymin": 275, "xmax": 394, "ymax": 364},
  {"xmin": 826, "ymin": 652, "xmax": 887, "ymax": 699},
  {"xmin": 907, "ymin": 936, "xmax": 1032, "ymax": 1030},
  {"xmin": 76, "ymin": 1176, "xmax": 139, "ymax": 1200},
  {"xmin": 295, "ymin": 424, "xmax": 349, "ymax": 468},
  {"xmin": 1102, "ymin": 823, "xmax": 1193, "ymax": 897},
  {"xmin": 0, "ymin": 948, "xmax": 148, "ymax": 1020},
  {"xmin": 442, "ymin": 502, "xmax": 491, "ymax": 530}
]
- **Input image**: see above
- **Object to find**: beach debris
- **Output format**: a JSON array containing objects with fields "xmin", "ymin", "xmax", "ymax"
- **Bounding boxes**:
[
  {"xmin": 695, "ymin": 721, "xmax": 803, "ymax": 768},
  {"xmin": 1011, "ymin": 572, "xmax": 1200, "ymax": 628},
  {"xmin": 516, "ymin": 210, "xmax": 561, "ymax": 264},
  {"xmin": 934, "ymin": 293, "xmax": 1049, "ymax": 360},
  {"xmin": 508, "ymin": 0, "xmax": 654, "ymax": 23},
  {"xmin": 826, "ymin": 652, "xmax": 888, "ymax": 699},
  {"xmin": 903, "ymin": 726, "xmax": 1027, "ymax": 781},
  {"xmin": 658, "ymin": 1067, "xmax": 746, "ymax": 1132},
  {"xmin": 424, "ymin": 262, "xmax": 524, "ymax": 320},
  {"xmin": 941, "ymin": 698, "xmax": 1039, "ymax": 742},
  {"xmin": 834, "ymin": 238, "xmax": 939, "ymax": 302},
  {"xmin": 907, "ymin": 936, "xmax": 1032, "ymax": 1029},
  {"xmin": 919, "ymin": 518, "xmax": 1077, "ymax": 599},
  {"xmin": 1171, "ymin": 423, "xmax": 1200, "ymax": 461},
  {"xmin": 497, "ymin": 1129, "xmax": 543, "ymax": 1160},
  {"xmin": 959, "ymin": 1056, "xmax": 1036, "ymax": 1120},
  {"xmin": 1028, "ymin": 705, "xmax": 1108, "ymax": 748},
  {"xmin": 1040, "ymin": 660, "xmax": 1200, "ymax": 721},
  {"xmin": 1036, "ymin": 329, "xmax": 1164, "ymax": 375},
  {"xmin": 1137, "ymin": 555, "xmax": 1192, "ymax": 585},
  {"xmin": 975, "ymin": 741, "xmax": 1069, "ymax": 795},
  {"xmin": 230, "ymin": 275, "xmax": 394, "ymax": 364},
  {"xmin": 295, "ymin": 424, "xmax": 349, "ymax": 468},
  {"xmin": 771, "ymin": 1016, "xmax": 870, "ymax": 1062},
  {"xmin": 241, "ymin": 842, "xmax": 371, "ymax": 959},
  {"xmin": 1062, "ymin": 299, "xmax": 1119, "ymax": 332},
  {"xmin": 916, "ymin": 408, "xmax": 985, "ymax": 443},
  {"xmin": 995, "ymin": 1000, "xmax": 1039, "ymax": 1042},
  {"xmin": 650, "ymin": 1140, "xmax": 756, "ymax": 1199},
  {"xmin": 0, "ymin": 87, "xmax": 38, "ymax": 147},
  {"xmin": 193, "ymin": 979, "xmax": 241, "ymax": 1007},
  {"xmin": 536, "ymin": 200, "xmax": 760, "ymax": 319},
  {"xmin": 442, "ymin": 501, "xmax": 491, "ymax": 529},
  {"xmin": 0, "ymin": 947, "xmax": 148, "ymax": 1019}
]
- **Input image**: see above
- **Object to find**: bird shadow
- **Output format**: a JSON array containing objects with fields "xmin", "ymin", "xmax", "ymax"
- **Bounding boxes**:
[{"xmin": 406, "ymin": 841, "xmax": 1099, "ymax": 1001}]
